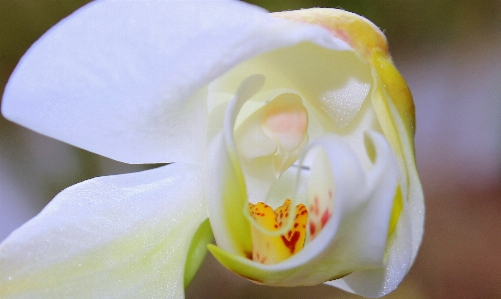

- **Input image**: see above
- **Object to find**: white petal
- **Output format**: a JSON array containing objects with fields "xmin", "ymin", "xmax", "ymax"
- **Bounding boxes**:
[
  {"xmin": 328, "ymin": 90, "xmax": 425, "ymax": 298},
  {"xmin": 326, "ymin": 207, "xmax": 413, "ymax": 298},
  {"xmin": 208, "ymin": 131, "xmax": 400, "ymax": 286},
  {"xmin": 2, "ymin": 1, "xmax": 349, "ymax": 164},
  {"xmin": 0, "ymin": 163, "xmax": 208, "ymax": 298},
  {"xmin": 294, "ymin": 131, "xmax": 400, "ymax": 280},
  {"xmin": 206, "ymin": 75, "xmax": 265, "ymax": 256},
  {"xmin": 319, "ymin": 77, "xmax": 371, "ymax": 128}
]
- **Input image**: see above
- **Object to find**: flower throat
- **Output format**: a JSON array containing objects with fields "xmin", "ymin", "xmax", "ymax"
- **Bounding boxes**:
[{"xmin": 248, "ymin": 199, "xmax": 308, "ymax": 264}]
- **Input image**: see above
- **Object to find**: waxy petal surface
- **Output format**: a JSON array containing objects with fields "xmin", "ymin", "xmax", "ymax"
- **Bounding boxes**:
[
  {"xmin": 2, "ymin": 1, "xmax": 348, "ymax": 164},
  {"xmin": 0, "ymin": 163, "xmax": 208, "ymax": 298}
]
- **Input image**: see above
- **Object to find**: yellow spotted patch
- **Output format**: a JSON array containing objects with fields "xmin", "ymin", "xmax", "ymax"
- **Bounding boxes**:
[{"xmin": 248, "ymin": 199, "xmax": 308, "ymax": 264}]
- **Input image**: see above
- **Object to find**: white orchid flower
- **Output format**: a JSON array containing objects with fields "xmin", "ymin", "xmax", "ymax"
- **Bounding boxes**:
[{"xmin": 0, "ymin": 1, "xmax": 424, "ymax": 298}]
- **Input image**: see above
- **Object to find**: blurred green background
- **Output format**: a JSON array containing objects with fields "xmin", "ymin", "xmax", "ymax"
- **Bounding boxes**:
[{"xmin": 1, "ymin": 1, "xmax": 500, "ymax": 298}]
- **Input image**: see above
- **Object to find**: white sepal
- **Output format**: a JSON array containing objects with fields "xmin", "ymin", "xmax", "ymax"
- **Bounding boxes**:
[{"xmin": 0, "ymin": 163, "xmax": 207, "ymax": 299}]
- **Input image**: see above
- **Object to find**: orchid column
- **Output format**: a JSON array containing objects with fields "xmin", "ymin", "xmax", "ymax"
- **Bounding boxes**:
[{"xmin": 0, "ymin": 1, "xmax": 423, "ymax": 299}]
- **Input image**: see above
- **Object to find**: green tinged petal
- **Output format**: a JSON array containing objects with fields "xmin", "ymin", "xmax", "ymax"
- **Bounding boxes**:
[
  {"xmin": 0, "ymin": 164, "xmax": 207, "ymax": 299},
  {"xmin": 184, "ymin": 219, "xmax": 213, "ymax": 288},
  {"xmin": 206, "ymin": 75, "xmax": 266, "ymax": 257}
]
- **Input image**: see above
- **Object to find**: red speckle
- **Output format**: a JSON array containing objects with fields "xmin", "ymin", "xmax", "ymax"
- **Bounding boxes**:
[
  {"xmin": 294, "ymin": 223, "xmax": 298, "ymax": 228},
  {"xmin": 274, "ymin": 224, "xmax": 278, "ymax": 228},
  {"xmin": 321, "ymin": 209, "xmax": 331, "ymax": 228},
  {"xmin": 309, "ymin": 222, "xmax": 316, "ymax": 235},
  {"xmin": 281, "ymin": 231, "xmax": 301, "ymax": 253},
  {"xmin": 328, "ymin": 190, "xmax": 333, "ymax": 199},
  {"xmin": 301, "ymin": 210, "xmax": 307, "ymax": 215},
  {"xmin": 244, "ymin": 251, "xmax": 253, "ymax": 260},
  {"xmin": 285, "ymin": 212, "xmax": 289, "ymax": 217}
]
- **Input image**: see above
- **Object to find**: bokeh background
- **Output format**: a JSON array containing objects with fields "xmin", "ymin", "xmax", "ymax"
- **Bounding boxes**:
[{"xmin": 1, "ymin": 1, "xmax": 500, "ymax": 298}]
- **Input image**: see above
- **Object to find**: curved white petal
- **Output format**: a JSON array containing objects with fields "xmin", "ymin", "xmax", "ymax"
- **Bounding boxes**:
[
  {"xmin": 326, "ymin": 205, "xmax": 413, "ymax": 298},
  {"xmin": 327, "ymin": 87, "xmax": 424, "ymax": 298},
  {"xmin": 206, "ymin": 75, "xmax": 265, "ymax": 256},
  {"xmin": 206, "ymin": 41, "xmax": 374, "ymax": 207},
  {"xmin": 208, "ymin": 131, "xmax": 400, "ymax": 286},
  {"xmin": 0, "ymin": 163, "xmax": 208, "ymax": 299},
  {"xmin": 2, "ymin": 1, "xmax": 349, "ymax": 164}
]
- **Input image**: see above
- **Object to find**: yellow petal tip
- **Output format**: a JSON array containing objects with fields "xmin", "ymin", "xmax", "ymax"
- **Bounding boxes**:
[{"xmin": 272, "ymin": 8, "xmax": 389, "ymax": 61}]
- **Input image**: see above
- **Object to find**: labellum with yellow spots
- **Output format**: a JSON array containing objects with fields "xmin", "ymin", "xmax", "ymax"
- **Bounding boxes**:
[{"xmin": 249, "ymin": 199, "xmax": 308, "ymax": 264}]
